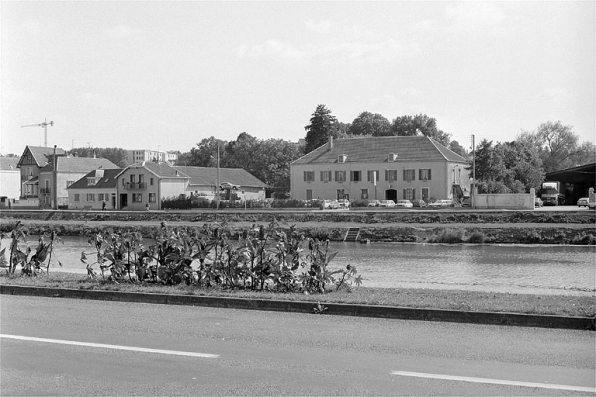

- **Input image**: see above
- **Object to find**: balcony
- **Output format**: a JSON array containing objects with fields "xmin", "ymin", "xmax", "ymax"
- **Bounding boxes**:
[
  {"xmin": 123, "ymin": 182, "xmax": 147, "ymax": 190},
  {"xmin": 40, "ymin": 188, "xmax": 51, "ymax": 194}
]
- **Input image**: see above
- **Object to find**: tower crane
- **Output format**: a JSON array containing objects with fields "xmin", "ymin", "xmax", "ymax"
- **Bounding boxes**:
[{"xmin": 21, "ymin": 118, "xmax": 54, "ymax": 147}]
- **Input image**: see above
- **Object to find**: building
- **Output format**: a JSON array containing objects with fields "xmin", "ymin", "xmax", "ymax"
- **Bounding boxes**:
[
  {"xmin": 38, "ymin": 157, "xmax": 119, "ymax": 208},
  {"xmin": 16, "ymin": 146, "xmax": 66, "ymax": 199},
  {"xmin": 127, "ymin": 150, "xmax": 178, "ymax": 165},
  {"xmin": 114, "ymin": 162, "xmax": 266, "ymax": 210},
  {"xmin": 544, "ymin": 163, "xmax": 596, "ymax": 204},
  {"xmin": 0, "ymin": 157, "xmax": 20, "ymax": 206},
  {"xmin": 290, "ymin": 136, "xmax": 471, "ymax": 203},
  {"xmin": 66, "ymin": 169, "xmax": 121, "ymax": 210}
]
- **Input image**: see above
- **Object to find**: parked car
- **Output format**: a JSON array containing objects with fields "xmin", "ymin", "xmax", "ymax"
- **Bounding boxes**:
[
  {"xmin": 534, "ymin": 197, "xmax": 543, "ymax": 208},
  {"xmin": 379, "ymin": 199, "xmax": 396, "ymax": 208},
  {"xmin": 395, "ymin": 199, "xmax": 413, "ymax": 208},
  {"xmin": 428, "ymin": 199, "xmax": 454, "ymax": 208},
  {"xmin": 337, "ymin": 199, "xmax": 350, "ymax": 208},
  {"xmin": 322, "ymin": 199, "xmax": 340, "ymax": 209},
  {"xmin": 462, "ymin": 196, "xmax": 471, "ymax": 207},
  {"xmin": 411, "ymin": 199, "xmax": 427, "ymax": 208},
  {"xmin": 577, "ymin": 197, "xmax": 589, "ymax": 207},
  {"xmin": 366, "ymin": 199, "xmax": 380, "ymax": 207}
]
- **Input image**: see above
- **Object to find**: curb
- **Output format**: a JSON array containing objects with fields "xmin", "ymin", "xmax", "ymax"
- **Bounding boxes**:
[{"xmin": 2, "ymin": 285, "xmax": 594, "ymax": 331}]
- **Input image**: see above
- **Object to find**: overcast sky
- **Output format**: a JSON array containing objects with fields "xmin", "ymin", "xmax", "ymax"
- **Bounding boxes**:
[{"xmin": 1, "ymin": 1, "xmax": 594, "ymax": 156}]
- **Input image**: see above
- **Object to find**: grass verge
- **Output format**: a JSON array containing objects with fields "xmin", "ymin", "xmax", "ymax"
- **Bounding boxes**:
[{"xmin": 2, "ymin": 273, "xmax": 594, "ymax": 318}]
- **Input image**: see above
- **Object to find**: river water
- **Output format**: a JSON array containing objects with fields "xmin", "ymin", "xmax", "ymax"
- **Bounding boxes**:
[{"xmin": 2, "ymin": 237, "xmax": 594, "ymax": 296}]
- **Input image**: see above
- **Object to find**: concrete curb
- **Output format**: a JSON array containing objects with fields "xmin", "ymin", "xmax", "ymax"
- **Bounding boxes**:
[{"xmin": 2, "ymin": 285, "xmax": 594, "ymax": 331}]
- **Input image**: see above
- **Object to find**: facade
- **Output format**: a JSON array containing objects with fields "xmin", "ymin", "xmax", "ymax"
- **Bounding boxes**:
[
  {"xmin": 127, "ymin": 150, "xmax": 178, "ymax": 165},
  {"xmin": 66, "ymin": 169, "xmax": 121, "ymax": 210},
  {"xmin": 174, "ymin": 166, "xmax": 267, "ymax": 202},
  {"xmin": 16, "ymin": 146, "xmax": 66, "ymax": 199},
  {"xmin": 0, "ymin": 157, "xmax": 21, "ymax": 203},
  {"xmin": 290, "ymin": 136, "xmax": 471, "ymax": 203},
  {"xmin": 38, "ymin": 157, "xmax": 119, "ymax": 208}
]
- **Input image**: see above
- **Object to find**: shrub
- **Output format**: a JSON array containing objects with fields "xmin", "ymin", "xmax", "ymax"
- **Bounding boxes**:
[
  {"xmin": 428, "ymin": 229, "xmax": 464, "ymax": 244},
  {"xmin": 572, "ymin": 233, "xmax": 596, "ymax": 245},
  {"xmin": 467, "ymin": 232, "xmax": 486, "ymax": 244}
]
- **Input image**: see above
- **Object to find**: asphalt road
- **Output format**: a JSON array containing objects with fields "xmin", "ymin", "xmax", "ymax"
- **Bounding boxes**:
[{"xmin": 1, "ymin": 295, "xmax": 594, "ymax": 396}]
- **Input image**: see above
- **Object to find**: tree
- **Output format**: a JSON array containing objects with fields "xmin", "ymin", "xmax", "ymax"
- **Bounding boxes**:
[
  {"xmin": 304, "ymin": 104, "xmax": 338, "ymax": 154},
  {"xmin": 348, "ymin": 112, "xmax": 391, "ymax": 136},
  {"xmin": 390, "ymin": 114, "xmax": 451, "ymax": 146},
  {"xmin": 472, "ymin": 139, "xmax": 509, "ymax": 185},
  {"xmin": 448, "ymin": 140, "xmax": 467, "ymax": 157},
  {"xmin": 68, "ymin": 147, "xmax": 127, "ymax": 166},
  {"xmin": 176, "ymin": 137, "xmax": 228, "ymax": 167}
]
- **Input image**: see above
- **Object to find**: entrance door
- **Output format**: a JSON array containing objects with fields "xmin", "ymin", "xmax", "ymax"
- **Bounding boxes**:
[
  {"xmin": 120, "ymin": 194, "xmax": 128, "ymax": 209},
  {"xmin": 385, "ymin": 189, "xmax": 397, "ymax": 202}
]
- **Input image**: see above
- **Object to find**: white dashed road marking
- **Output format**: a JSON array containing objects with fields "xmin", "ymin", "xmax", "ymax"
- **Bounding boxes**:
[
  {"xmin": 391, "ymin": 371, "xmax": 595, "ymax": 393},
  {"xmin": 1, "ymin": 334, "xmax": 219, "ymax": 359}
]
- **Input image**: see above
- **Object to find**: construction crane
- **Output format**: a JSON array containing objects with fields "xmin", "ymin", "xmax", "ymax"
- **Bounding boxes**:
[{"xmin": 21, "ymin": 118, "xmax": 54, "ymax": 147}]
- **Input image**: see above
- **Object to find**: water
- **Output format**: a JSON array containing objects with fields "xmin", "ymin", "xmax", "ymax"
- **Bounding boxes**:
[{"xmin": 2, "ymin": 237, "xmax": 594, "ymax": 295}]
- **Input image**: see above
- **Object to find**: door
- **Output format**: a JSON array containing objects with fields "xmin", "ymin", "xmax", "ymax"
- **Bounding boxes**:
[
  {"xmin": 120, "ymin": 194, "xmax": 128, "ymax": 209},
  {"xmin": 385, "ymin": 189, "xmax": 397, "ymax": 202}
]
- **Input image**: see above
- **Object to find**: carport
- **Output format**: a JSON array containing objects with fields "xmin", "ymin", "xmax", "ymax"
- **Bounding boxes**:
[{"xmin": 545, "ymin": 163, "xmax": 596, "ymax": 204}]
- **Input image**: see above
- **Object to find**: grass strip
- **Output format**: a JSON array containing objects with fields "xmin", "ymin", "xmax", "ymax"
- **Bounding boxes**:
[{"xmin": 1, "ymin": 273, "xmax": 594, "ymax": 318}]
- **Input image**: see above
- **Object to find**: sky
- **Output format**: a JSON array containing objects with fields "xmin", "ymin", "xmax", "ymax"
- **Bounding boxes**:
[{"xmin": 1, "ymin": 1, "xmax": 594, "ymax": 156}]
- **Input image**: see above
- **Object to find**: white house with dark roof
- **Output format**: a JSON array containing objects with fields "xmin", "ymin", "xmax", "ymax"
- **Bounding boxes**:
[
  {"xmin": 290, "ymin": 136, "xmax": 471, "ymax": 203},
  {"xmin": 66, "ymin": 168, "xmax": 122, "ymax": 210},
  {"xmin": 0, "ymin": 157, "xmax": 20, "ymax": 205},
  {"xmin": 38, "ymin": 157, "xmax": 119, "ymax": 208},
  {"xmin": 16, "ymin": 145, "xmax": 66, "ymax": 199}
]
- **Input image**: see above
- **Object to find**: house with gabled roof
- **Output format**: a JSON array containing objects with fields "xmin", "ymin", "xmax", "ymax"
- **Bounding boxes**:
[
  {"xmin": 115, "ymin": 162, "xmax": 267, "ymax": 210},
  {"xmin": 0, "ymin": 157, "xmax": 20, "ymax": 206},
  {"xmin": 290, "ymin": 136, "xmax": 471, "ymax": 203},
  {"xmin": 38, "ymin": 157, "xmax": 119, "ymax": 208},
  {"xmin": 16, "ymin": 145, "xmax": 66, "ymax": 199},
  {"xmin": 66, "ymin": 168, "xmax": 122, "ymax": 210}
]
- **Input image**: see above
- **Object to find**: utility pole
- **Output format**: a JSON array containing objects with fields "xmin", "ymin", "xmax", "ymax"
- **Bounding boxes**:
[
  {"xmin": 21, "ymin": 119, "xmax": 54, "ymax": 147},
  {"xmin": 53, "ymin": 145, "xmax": 58, "ymax": 210},
  {"xmin": 216, "ymin": 144, "xmax": 220, "ymax": 213},
  {"xmin": 471, "ymin": 134, "xmax": 476, "ymax": 209}
]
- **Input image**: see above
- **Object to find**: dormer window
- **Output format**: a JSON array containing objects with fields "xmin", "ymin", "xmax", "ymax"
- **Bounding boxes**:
[
  {"xmin": 338, "ymin": 154, "xmax": 348, "ymax": 163},
  {"xmin": 388, "ymin": 153, "xmax": 398, "ymax": 162},
  {"xmin": 87, "ymin": 177, "xmax": 96, "ymax": 186}
]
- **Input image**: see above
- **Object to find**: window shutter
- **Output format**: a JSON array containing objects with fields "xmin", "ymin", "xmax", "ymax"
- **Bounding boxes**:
[
  {"xmin": 403, "ymin": 189, "xmax": 407, "ymax": 199},
  {"xmin": 403, "ymin": 169, "xmax": 406, "ymax": 181},
  {"xmin": 413, "ymin": 189, "xmax": 416, "ymax": 199},
  {"xmin": 428, "ymin": 169, "xmax": 431, "ymax": 180}
]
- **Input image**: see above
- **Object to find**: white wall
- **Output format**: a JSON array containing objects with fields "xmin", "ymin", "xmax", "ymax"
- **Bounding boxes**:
[
  {"xmin": 474, "ymin": 189, "xmax": 535, "ymax": 210},
  {"xmin": 0, "ymin": 170, "xmax": 20, "ymax": 200}
]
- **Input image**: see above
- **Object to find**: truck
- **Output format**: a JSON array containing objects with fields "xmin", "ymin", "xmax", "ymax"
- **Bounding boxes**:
[{"xmin": 540, "ymin": 181, "xmax": 565, "ymax": 206}]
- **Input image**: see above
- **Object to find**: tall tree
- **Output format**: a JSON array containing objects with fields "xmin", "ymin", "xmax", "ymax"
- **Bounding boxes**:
[
  {"xmin": 176, "ymin": 137, "xmax": 228, "ymax": 167},
  {"xmin": 68, "ymin": 147, "xmax": 127, "ymax": 166},
  {"xmin": 348, "ymin": 112, "xmax": 391, "ymax": 136},
  {"xmin": 390, "ymin": 114, "xmax": 451, "ymax": 146},
  {"xmin": 304, "ymin": 104, "xmax": 338, "ymax": 154},
  {"xmin": 448, "ymin": 140, "xmax": 467, "ymax": 157}
]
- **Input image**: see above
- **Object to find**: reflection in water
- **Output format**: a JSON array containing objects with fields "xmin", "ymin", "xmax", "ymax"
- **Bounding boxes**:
[{"xmin": 1, "ymin": 237, "xmax": 594, "ymax": 295}]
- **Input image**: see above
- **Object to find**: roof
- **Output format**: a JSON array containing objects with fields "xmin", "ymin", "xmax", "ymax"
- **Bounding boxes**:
[
  {"xmin": 291, "ymin": 136, "xmax": 468, "ymax": 165},
  {"xmin": 67, "ymin": 168, "xmax": 122, "ymax": 190},
  {"xmin": 17, "ymin": 146, "xmax": 66, "ymax": 167},
  {"xmin": 141, "ymin": 161, "xmax": 189, "ymax": 178},
  {"xmin": 0, "ymin": 157, "xmax": 19, "ymax": 171},
  {"xmin": 40, "ymin": 157, "xmax": 119, "ymax": 173},
  {"xmin": 174, "ymin": 166, "xmax": 267, "ymax": 188}
]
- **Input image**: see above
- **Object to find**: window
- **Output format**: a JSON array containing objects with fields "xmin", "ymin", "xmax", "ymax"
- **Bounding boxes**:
[
  {"xmin": 86, "ymin": 193, "xmax": 95, "ymax": 202},
  {"xmin": 98, "ymin": 193, "xmax": 104, "ymax": 201},
  {"xmin": 419, "ymin": 169, "xmax": 432, "ymax": 180},
  {"xmin": 67, "ymin": 180, "xmax": 75, "ymax": 187},
  {"xmin": 304, "ymin": 171, "xmax": 315, "ymax": 182},
  {"xmin": 361, "ymin": 189, "xmax": 368, "ymax": 199},
  {"xmin": 421, "ymin": 187, "xmax": 430, "ymax": 201},
  {"xmin": 385, "ymin": 170, "xmax": 397, "ymax": 182},
  {"xmin": 367, "ymin": 170, "xmax": 379, "ymax": 183},
  {"xmin": 122, "ymin": 178, "xmax": 126, "ymax": 186},
  {"xmin": 149, "ymin": 193, "xmax": 156, "ymax": 202},
  {"xmin": 139, "ymin": 174, "xmax": 144, "ymax": 183},
  {"xmin": 403, "ymin": 188, "xmax": 416, "ymax": 200},
  {"xmin": 133, "ymin": 193, "xmax": 142, "ymax": 203},
  {"xmin": 337, "ymin": 189, "xmax": 346, "ymax": 199},
  {"xmin": 306, "ymin": 189, "xmax": 313, "ymax": 200},
  {"xmin": 350, "ymin": 170, "xmax": 361, "ymax": 182},
  {"xmin": 74, "ymin": 194, "xmax": 80, "ymax": 202},
  {"xmin": 130, "ymin": 174, "xmax": 135, "ymax": 183},
  {"xmin": 321, "ymin": 170, "xmax": 332, "ymax": 182},
  {"xmin": 403, "ymin": 169, "xmax": 415, "ymax": 182},
  {"xmin": 150, "ymin": 177, "xmax": 154, "ymax": 186},
  {"xmin": 335, "ymin": 171, "xmax": 346, "ymax": 182}
]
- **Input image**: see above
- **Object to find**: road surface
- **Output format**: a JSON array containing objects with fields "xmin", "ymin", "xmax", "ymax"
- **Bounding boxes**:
[{"xmin": 1, "ymin": 295, "xmax": 594, "ymax": 396}]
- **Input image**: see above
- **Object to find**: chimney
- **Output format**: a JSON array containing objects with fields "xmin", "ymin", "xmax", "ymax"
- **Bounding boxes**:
[{"xmin": 328, "ymin": 136, "xmax": 334, "ymax": 150}]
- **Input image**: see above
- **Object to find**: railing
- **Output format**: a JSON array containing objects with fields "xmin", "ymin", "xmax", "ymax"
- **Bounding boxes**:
[
  {"xmin": 123, "ymin": 182, "xmax": 147, "ymax": 190},
  {"xmin": 40, "ymin": 188, "xmax": 51, "ymax": 194}
]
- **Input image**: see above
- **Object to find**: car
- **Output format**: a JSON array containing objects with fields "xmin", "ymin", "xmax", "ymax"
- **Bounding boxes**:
[
  {"xmin": 577, "ymin": 197, "xmax": 589, "ymax": 207},
  {"xmin": 461, "ymin": 196, "xmax": 471, "ymax": 207},
  {"xmin": 534, "ymin": 197, "xmax": 543, "ymax": 208},
  {"xmin": 337, "ymin": 199, "xmax": 350, "ymax": 208},
  {"xmin": 322, "ymin": 199, "xmax": 340, "ymax": 209},
  {"xmin": 428, "ymin": 199, "xmax": 454, "ymax": 208},
  {"xmin": 411, "ymin": 199, "xmax": 427, "ymax": 208},
  {"xmin": 366, "ymin": 199, "xmax": 380, "ymax": 207},
  {"xmin": 395, "ymin": 199, "xmax": 413, "ymax": 208},
  {"xmin": 379, "ymin": 200, "xmax": 396, "ymax": 208}
]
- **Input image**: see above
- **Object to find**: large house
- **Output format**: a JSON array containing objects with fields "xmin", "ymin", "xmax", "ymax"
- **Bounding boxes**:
[
  {"xmin": 16, "ymin": 145, "xmax": 66, "ymax": 199},
  {"xmin": 0, "ymin": 157, "xmax": 20, "ymax": 206},
  {"xmin": 290, "ymin": 136, "xmax": 471, "ymax": 203},
  {"xmin": 127, "ymin": 149, "xmax": 178, "ymax": 165},
  {"xmin": 66, "ymin": 168, "xmax": 122, "ymax": 210},
  {"xmin": 109, "ymin": 162, "xmax": 266, "ymax": 210},
  {"xmin": 38, "ymin": 157, "xmax": 119, "ymax": 208}
]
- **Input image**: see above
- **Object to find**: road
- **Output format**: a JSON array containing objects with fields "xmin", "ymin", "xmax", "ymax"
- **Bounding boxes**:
[{"xmin": 1, "ymin": 295, "xmax": 594, "ymax": 396}]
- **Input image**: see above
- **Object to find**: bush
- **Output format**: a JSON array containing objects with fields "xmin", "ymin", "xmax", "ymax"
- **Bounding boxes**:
[
  {"xmin": 467, "ymin": 231, "xmax": 486, "ymax": 244},
  {"xmin": 428, "ymin": 229, "xmax": 464, "ymax": 244},
  {"xmin": 572, "ymin": 233, "xmax": 596, "ymax": 245}
]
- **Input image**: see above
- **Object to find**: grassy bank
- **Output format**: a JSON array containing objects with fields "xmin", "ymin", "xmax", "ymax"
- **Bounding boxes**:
[{"xmin": 2, "ymin": 273, "xmax": 594, "ymax": 318}]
